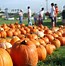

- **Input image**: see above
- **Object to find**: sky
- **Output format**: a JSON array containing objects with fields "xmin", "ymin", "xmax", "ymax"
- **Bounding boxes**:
[{"xmin": 0, "ymin": 0, "xmax": 65, "ymax": 13}]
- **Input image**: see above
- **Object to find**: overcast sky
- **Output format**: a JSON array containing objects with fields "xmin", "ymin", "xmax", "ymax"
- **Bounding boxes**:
[{"xmin": 0, "ymin": 0, "xmax": 65, "ymax": 13}]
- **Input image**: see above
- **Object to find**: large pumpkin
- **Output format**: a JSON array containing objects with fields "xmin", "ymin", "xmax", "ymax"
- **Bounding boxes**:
[
  {"xmin": 0, "ymin": 48, "xmax": 13, "ymax": 66},
  {"xmin": 10, "ymin": 40, "xmax": 38, "ymax": 66}
]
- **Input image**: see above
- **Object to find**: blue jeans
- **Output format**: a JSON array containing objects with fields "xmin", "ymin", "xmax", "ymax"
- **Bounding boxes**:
[{"xmin": 19, "ymin": 16, "xmax": 23, "ymax": 24}]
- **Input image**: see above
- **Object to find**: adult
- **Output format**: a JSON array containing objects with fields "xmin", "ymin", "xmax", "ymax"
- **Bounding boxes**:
[
  {"xmin": 34, "ymin": 13, "xmax": 38, "ymax": 25},
  {"xmin": 62, "ymin": 5, "xmax": 65, "ymax": 25},
  {"xmin": 19, "ymin": 10, "xmax": 23, "ymax": 24},
  {"xmin": 38, "ymin": 8, "xmax": 44, "ymax": 25},
  {"xmin": 27, "ymin": 6, "xmax": 32, "ymax": 25},
  {"xmin": 55, "ymin": 4, "xmax": 59, "ymax": 26},
  {"xmin": 50, "ymin": 3, "xmax": 55, "ymax": 27}
]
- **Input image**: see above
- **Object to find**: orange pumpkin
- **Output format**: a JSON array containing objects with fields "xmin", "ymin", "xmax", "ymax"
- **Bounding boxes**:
[
  {"xmin": 56, "ymin": 37, "xmax": 65, "ymax": 46},
  {"xmin": 0, "ymin": 30, "xmax": 7, "ymax": 38},
  {"xmin": 51, "ymin": 39, "xmax": 61, "ymax": 48},
  {"xmin": 6, "ymin": 30, "xmax": 13, "ymax": 37},
  {"xmin": 45, "ymin": 44, "xmax": 54, "ymax": 55},
  {"xmin": 31, "ymin": 39, "xmax": 40, "ymax": 46},
  {"xmin": 42, "ymin": 37, "xmax": 49, "ymax": 44},
  {"xmin": 0, "ymin": 48, "xmax": 13, "ymax": 66},
  {"xmin": 45, "ymin": 34, "xmax": 54, "ymax": 42},
  {"xmin": 38, "ymin": 38, "xmax": 46, "ymax": 46},
  {"xmin": 10, "ymin": 40, "xmax": 38, "ymax": 66},
  {"xmin": 10, "ymin": 36, "xmax": 20, "ymax": 45},
  {"xmin": 37, "ymin": 45, "xmax": 47, "ymax": 61}
]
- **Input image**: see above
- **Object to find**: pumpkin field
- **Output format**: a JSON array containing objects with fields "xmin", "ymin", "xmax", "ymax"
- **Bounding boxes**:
[{"xmin": 0, "ymin": 18, "xmax": 65, "ymax": 66}]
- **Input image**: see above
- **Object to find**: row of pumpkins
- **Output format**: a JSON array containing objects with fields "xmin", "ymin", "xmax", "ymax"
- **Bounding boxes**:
[{"xmin": 0, "ymin": 23, "xmax": 65, "ymax": 66}]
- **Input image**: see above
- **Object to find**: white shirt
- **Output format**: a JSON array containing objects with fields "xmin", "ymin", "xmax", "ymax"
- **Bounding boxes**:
[
  {"xmin": 19, "ymin": 12, "xmax": 23, "ymax": 17},
  {"xmin": 50, "ymin": 6, "xmax": 55, "ymax": 17},
  {"xmin": 28, "ymin": 9, "xmax": 31, "ymax": 17},
  {"xmin": 39, "ymin": 10, "xmax": 44, "ymax": 18}
]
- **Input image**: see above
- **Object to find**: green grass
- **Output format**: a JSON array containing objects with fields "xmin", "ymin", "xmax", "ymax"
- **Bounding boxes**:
[
  {"xmin": 37, "ymin": 46, "xmax": 65, "ymax": 66},
  {"xmin": 0, "ymin": 18, "xmax": 65, "ymax": 66},
  {"xmin": 0, "ymin": 18, "xmax": 63, "ymax": 28}
]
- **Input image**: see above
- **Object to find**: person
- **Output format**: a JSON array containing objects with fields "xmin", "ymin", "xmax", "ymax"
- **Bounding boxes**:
[
  {"xmin": 62, "ymin": 5, "xmax": 65, "ymax": 25},
  {"xmin": 34, "ymin": 13, "xmax": 38, "ymax": 25},
  {"xmin": 19, "ymin": 10, "xmax": 23, "ymax": 24},
  {"xmin": 27, "ymin": 6, "xmax": 32, "ymax": 25},
  {"xmin": 50, "ymin": 3, "xmax": 56, "ymax": 27},
  {"xmin": 38, "ymin": 8, "xmax": 44, "ymax": 25},
  {"xmin": 55, "ymin": 4, "xmax": 59, "ymax": 26}
]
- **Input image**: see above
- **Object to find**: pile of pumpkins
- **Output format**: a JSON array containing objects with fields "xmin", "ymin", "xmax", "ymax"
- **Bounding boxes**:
[{"xmin": 0, "ymin": 23, "xmax": 65, "ymax": 66}]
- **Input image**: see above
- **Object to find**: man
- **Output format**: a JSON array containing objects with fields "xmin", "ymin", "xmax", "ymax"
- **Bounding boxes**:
[
  {"xmin": 27, "ymin": 6, "xmax": 32, "ymax": 25},
  {"xmin": 55, "ymin": 4, "xmax": 59, "ymax": 26},
  {"xmin": 62, "ymin": 5, "xmax": 65, "ymax": 25},
  {"xmin": 50, "ymin": 3, "xmax": 55, "ymax": 27},
  {"xmin": 39, "ymin": 8, "xmax": 44, "ymax": 25}
]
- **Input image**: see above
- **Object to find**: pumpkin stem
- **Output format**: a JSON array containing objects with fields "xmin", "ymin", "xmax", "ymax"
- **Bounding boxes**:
[{"xmin": 21, "ymin": 40, "xmax": 27, "ymax": 45}]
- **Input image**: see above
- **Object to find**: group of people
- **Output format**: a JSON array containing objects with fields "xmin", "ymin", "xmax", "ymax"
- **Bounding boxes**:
[
  {"xmin": 18, "ymin": 3, "xmax": 59, "ymax": 27},
  {"xmin": 50, "ymin": 3, "xmax": 59, "ymax": 27},
  {"xmin": 18, "ymin": 6, "xmax": 45, "ymax": 26},
  {"xmin": 18, "ymin": 6, "xmax": 32, "ymax": 25}
]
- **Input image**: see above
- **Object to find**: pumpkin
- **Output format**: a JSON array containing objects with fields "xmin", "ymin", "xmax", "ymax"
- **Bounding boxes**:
[
  {"xmin": 51, "ymin": 39, "xmax": 61, "ymax": 48},
  {"xmin": 0, "ymin": 48, "xmax": 13, "ymax": 66},
  {"xmin": 31, "ymin": 39, "xmax": 40, "ymax": 46},
  {"xmin": 0, "ymin": 42, "xmax": 12, "ymax": 49},
  {"xmin": 45, "ymin": 34, "xmax": 54, "ymax": 42},
  {"xmin": 45, "ymin": 44, "xmax": 54, "ymax": 55},
  {"xmin": 42, "ymin": 37, "xmax": 49, "ymax": 44},
  {"xmin": 20, "ymin": 28, "xmax": 26, "ymax": 34},
  {"xmin": 24, "ymin": 27, "xmax": 30, "ymax": 33},
  {"xmin": 0, "ymin": 38, "xmax": 6, "ymax": 43},
  {"xmin": 10, "ymin": 40, "xmax": 38, "ymax": 66},
  {"xmin": 1, "ymin": 23, "xmax": 8, "ymax": 30},
  {"xmin": 38, "ymin": 38, "xmax": 46, "ymax": 46},
  {"xmin": 9, "ymin": 24, "xmax": 15, "ymax": 29},
  {"xmin": 10, "ymin": 36, "xmax": 20, "ymax": 45},
  {"xmin": 55, "ymin": 31, "xmax": 62, "ymax": 37},
  {"xmin": 0, "ymin": 30, "xmax": 7, "ymax": 38},
  {"xmin": 51, "ymin": 33, "xmax": 58, "ymax": 38},
  {"xmin": 6, "ymin": 30, "xmax": 13, "ymax": 37},
  {"xmin": 36, "ymin": 31, "xmax": 44, "ymax": 37},
  {"xmin": 44, "ymin": 29, "xmax": 52, "ymax": 34},
  {"xmin": 37, "ymin": 45, "xmax": 47, "ymax": 61},
  {"xmin": 5, "ymin": 38, "xmax": 12, "ymax": 43},
  {"xmin": 51, "ymin": 27, "xmax": 59, "ymax": 32},
  {"xmin": 56, "ymin": 37, "xmax": 65, "ymax": 46}
]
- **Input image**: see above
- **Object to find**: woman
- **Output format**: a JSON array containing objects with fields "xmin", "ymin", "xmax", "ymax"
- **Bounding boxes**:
[{"xmin": 19, "ymin": 10, "xmax": 23, "ymax": 24}]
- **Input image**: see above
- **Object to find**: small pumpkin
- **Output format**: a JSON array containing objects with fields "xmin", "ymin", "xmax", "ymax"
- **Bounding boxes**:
[
  {"xmin": 0, "ymin": 42, "xmax": 12, "ymax": 49},
  {"xmin": 45, "ymin": 44, "xmax": 54, "ymax": 55},
  {"xmin": 51, "ymin": 39, "xmax": 61, "ymax": 48},
  {"xmin": 37, "ymin": 45, "xmax": 47, "ymax": 61},
  {"xmin": 10, "ymin": 36, "xmax": 20, "ymax": 45}
]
